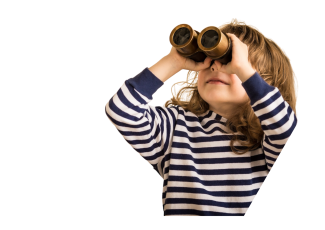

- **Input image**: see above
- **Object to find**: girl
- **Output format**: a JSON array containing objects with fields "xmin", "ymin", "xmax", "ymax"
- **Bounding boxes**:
[{"xmin": 105, "ymin": 19, "xmax": 298, "ymax": 216}]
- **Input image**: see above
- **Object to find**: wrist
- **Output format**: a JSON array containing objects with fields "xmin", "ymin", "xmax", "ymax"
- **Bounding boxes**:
[
  {"xmin": 237, "ymin": 65, "xmax": 256, "ymax": 83},
  {"xmin": 164, "ymin": 54, "xmax": 183, "ymax": 71},
  {"xmin": 149, "ymin": 56, "xmax": 182, "ymax": 83}
]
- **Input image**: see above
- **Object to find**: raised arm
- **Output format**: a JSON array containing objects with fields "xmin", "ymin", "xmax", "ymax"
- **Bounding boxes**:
[
  {"xmin": 104, "ymin": 56, "xmax": 181, "ymax": 177},
  {"xmin": 241, "ymin": 71, "xmax": 298, "ymax": 171}
]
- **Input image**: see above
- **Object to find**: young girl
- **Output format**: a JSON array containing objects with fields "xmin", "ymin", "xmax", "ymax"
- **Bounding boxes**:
[{"xmin": 105, "ymin": 19, "xmax": 298, "ymax": 216}]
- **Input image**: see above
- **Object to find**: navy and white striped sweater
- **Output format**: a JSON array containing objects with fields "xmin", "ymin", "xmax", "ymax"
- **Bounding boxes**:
[{"xmin": 105, "ymin": 67, "xmax": 297, "ymax": 216}]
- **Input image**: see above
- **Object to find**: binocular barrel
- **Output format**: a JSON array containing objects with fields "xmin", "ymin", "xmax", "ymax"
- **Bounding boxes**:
[{"xmin": 169, "ymin": 24, "xmax": 232, "ymax": 66}]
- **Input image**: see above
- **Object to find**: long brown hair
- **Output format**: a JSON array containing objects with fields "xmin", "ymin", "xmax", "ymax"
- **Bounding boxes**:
[{"xmin": 164, "ymin": 18, "xmax": 298, "ymax": 155}]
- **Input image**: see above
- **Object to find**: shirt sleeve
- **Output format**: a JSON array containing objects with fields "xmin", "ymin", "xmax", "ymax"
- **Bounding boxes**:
[
  {"xmin": 104, "ymin": 67, "xmax": 179, "ymax": 177},
  {"xmin": 242, "ymin": 71, "xmax": 298, "ymax": 171}
]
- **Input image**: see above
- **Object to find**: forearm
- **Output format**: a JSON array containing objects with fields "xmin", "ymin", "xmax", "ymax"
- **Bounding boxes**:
[
  {"xmin": 237, "ymin": 64, "xmax": 256, "ymax": 83},
  {"xmin": 149, "ymin": 56, "xmax": 182, "ymax": 83}
]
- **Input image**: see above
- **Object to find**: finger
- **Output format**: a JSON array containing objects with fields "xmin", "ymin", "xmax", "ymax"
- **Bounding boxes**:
[
  {"xmin": 226, "ymin": 33, "xmax": 239, "ymax": 44},
  {"xmin": 204, "ymin": 56, "xmax": 212, "ymax": 66},
  {"xmin": 227, "ymin": 33, "xmax": 237, "ymax": 39},
  {"xmin": 195, "ymin": 57, "xmax": 212, "ymax": 71}
]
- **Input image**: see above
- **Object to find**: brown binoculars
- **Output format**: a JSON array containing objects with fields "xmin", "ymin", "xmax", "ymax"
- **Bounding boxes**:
[{"xmin": 169, "ymin": 24, "xmax": 232, "ymax": 67}]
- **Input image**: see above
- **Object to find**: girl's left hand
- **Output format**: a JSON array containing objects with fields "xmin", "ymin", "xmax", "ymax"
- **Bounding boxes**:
[{"xmin": 213, "ymin": 33, "xmax": 255, "ymax": 76}]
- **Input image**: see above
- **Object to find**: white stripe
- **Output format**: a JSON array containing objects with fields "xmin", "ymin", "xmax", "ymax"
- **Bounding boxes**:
[
  {"xmin": 171, "ymin": 159, "xmax": 267, "ymax": 170},
  {"xmin": 259, "ymin": 101, "xmax": 290, "ymax": 126},
  {"xmin": 263, "ymin": 109, "xmax": 296, "ymax": 137},
  {"xmin": 164, "ymin": 203, "xmax": 247, "ymax": 215},
  {"xmin": 254, "ymin": 93, "xmax": 284, "ymax": 117},
  {"xmin": 252, "ymin": 87, "xmax": 279, "ymax": 107},
  {"xmin": 168, "ymin": 167, "xmax": 268, "ymax": 181}
]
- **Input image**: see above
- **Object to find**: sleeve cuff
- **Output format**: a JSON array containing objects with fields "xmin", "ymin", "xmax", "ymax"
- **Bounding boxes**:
[
  {"xmin": 127, "ymin": 67, "xmax": 164, "ymax": 100},
  {"xmin": 241, "ymin": 71, "xmax": 276, "ymax": 105}
]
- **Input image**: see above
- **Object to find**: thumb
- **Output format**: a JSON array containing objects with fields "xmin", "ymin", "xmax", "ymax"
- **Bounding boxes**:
[
  {"xmin": 201, "ymin": 56, "xmax": 213, "ymax": 69},
  {"xmin": 193, "ymin": 56, "xmax": 213, "ymax": 71}
]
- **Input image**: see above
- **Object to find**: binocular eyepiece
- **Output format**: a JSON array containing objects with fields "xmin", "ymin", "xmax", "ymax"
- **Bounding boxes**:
[{"xmin": 169, "ymin": 24, "xmax": 232, "ymax": 67}]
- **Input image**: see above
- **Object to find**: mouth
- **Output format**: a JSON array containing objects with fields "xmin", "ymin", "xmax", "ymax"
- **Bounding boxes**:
[{"xmin": 207, "ymin": 80, "xmax": 228, "ymax": 85}]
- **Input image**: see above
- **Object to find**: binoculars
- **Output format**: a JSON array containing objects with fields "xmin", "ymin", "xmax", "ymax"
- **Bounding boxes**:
[{"xmin": 169, "ymin": 24, "xmax": 232, "ymax": 67}]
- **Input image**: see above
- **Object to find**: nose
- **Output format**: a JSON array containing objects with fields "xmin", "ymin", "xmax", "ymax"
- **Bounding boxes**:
[{"xmin": 210, "ymin": 60, "xmax": 217, "ymax": 72}]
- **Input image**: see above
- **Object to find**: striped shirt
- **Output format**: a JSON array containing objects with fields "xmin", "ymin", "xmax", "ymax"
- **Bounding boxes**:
[{"xmin": 105, "ymin": 67, "xmax": 298, "ymax": 216}]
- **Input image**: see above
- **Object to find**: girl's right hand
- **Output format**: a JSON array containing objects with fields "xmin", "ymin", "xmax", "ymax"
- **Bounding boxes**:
[{"xmin": 166, "ymin": 46, "xmax": 213, "ymax": 72}]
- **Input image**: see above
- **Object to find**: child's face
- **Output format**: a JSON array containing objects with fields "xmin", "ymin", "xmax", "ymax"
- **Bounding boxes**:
[{"xmin": 197, "ymin": 65, "xmax": 250, "ymax": 118}]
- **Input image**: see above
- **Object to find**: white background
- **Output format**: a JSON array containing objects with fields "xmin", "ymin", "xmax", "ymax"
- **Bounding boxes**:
[{"xmin": 0, "ymin": 0, "xmax": 323, "ymax": 229}]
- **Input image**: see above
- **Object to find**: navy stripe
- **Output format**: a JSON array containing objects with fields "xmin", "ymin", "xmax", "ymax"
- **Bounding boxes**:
[
  {"xmin": 171, "ymin": 141, "xmax": 248, "ymax": 153},
  {"xmin": 253, "ymin": 91, "xmax": 281, "ymax": 112},
  {"xmin": 171, "ymin": 152, "xmax": 265, "ymax": 164},
  {"xmin": 168, "ymin": 175, "xmax": 266, "ymax": 186},
  {"xmin": 264, "ymin": 136, "xmax": 285, "ymax": 149},
  {"xmin": 167, "ymin": 186, "xmax": 260, "ymax": 197},
  {"xmin": 173, "ymin": 130, "xmax": 235, "ymax": 142},
  {"xmin": 263, "ymin": 146, "xmax": 280, "ymax": 157},
  {"xmin": 165, "ymin": 197, "xmax": 252, "ymax": 208},
  {"xmin": 258, "ymin": 101, "xmax": 286, "ymax": 122},
  {"xmin": 169, "ymin": 164, "xmax": 267, "ymax": 175},
  {"xmin": 261, "ymin": 106, "xmax": 293, "ymax": 131},
  {"xmin": 164, "ymin": 209, "xmax": 245, "ymax": 216}
]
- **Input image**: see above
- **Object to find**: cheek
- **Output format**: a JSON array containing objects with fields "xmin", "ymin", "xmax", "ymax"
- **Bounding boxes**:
[
  {"xmin": 229, "ymin": 75, "xmax": 245, "ymax": 93},
  {"xmin": 232, "ymin": 85, "xmax": 249, "ymax": 100},
  {"xmin": 197, "ymin": 75, "xmax": 205, "ymax": 93},
  {"xmin": 197, "ymin": 83, "xmax": 204, "ymax": 99}
]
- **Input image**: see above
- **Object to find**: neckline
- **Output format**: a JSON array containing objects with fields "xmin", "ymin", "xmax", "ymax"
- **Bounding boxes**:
[{"xmin": 207, "ymin": 109, "xmax": 228, "ymax": 122}]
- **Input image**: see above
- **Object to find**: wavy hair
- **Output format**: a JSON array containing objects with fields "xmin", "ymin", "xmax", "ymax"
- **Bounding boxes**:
[{"xmin": 164, "ymin": 18, "xmax": 298, "ymax": 155}]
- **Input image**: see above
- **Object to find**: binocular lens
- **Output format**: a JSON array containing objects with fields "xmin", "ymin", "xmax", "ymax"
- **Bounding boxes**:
[
  {"xmin": 201, "ymin": 30, "xmax": 219, "ymax": 48},
  {"xmin": 173, "ymin": 27, "xmax": 190, "ymax": 46}
]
